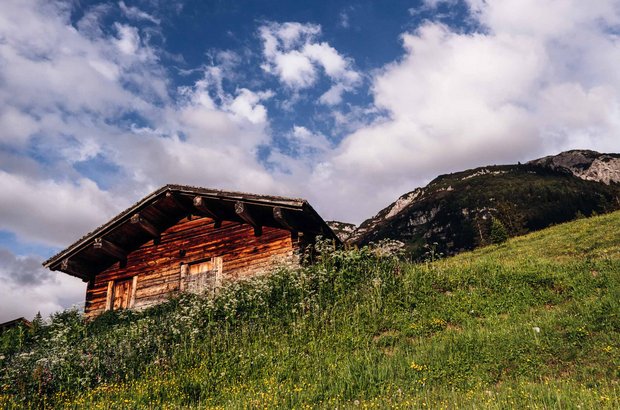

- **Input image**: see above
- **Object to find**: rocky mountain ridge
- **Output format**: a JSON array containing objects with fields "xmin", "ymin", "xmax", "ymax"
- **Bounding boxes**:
[
  {"xmin": 341, "ymin": 150, "xmax": 620, "ymax": 258},
  {"xmin": 326, "ymin": 220, "xmax": 356, "ymax": 242},
  {"xmin": 528, "ymin": 150, "xmax": 620, "ymax": 185}
]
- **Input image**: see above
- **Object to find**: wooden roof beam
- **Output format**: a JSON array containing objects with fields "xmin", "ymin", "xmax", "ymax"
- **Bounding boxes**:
[
  {"xmin": 273, "ymin": 206, "xmax": 297, "ymax": 232},
  {"xmin": 165, "ymin": 191, "xmax": 193, "ymax": 218},
  {"xmin": 59, "ymin": 258, "xmax": 92, "ymax": 281},
  {"xmin": 193, "ymin": 196, "xmax": 223, "ymax": 228},
  {"xmin": 235, "ymin": 201, "xmax": 262, "ymax": 236},
  {"xmin": 130, "ymin": 213, "xmax": 160, "ymax": 239},
  {"xmin": 93, "ymin": 238, "xmax": 127, "ymax": 264}
]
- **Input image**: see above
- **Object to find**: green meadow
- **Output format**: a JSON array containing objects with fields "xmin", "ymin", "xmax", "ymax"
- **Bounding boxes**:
[{"xmin": 2, "ymin": 211, "xmax": 620, "ymax": 408}]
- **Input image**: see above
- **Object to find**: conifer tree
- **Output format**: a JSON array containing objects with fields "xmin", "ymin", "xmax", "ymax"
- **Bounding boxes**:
[{"xmin": 490, "ymin": 216, "xmax": 509, "ymax": 244}]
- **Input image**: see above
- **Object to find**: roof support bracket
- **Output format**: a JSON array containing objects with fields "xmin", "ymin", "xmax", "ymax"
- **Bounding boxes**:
[
  {"xmin": 166, "ymin": 191, "xmax": 193, "ymax": 218},
  {"xmin": 273, "ymin": 206, "xmax": 296, "ymax": 232},
  {"xmin": 94, "ymin": 237, "xmax": 127, "ymax": 265},
  {"xmin": 193, "ymin": 196, "xmax": 223, "ymax": 228},
  {"xmin": 130, "ymin": 213, "xmax": 160, "ymax": 241},
  {"xmin": 235, "ymin": 201, "xmax": 262, "ymax": 236},
  {"xmin": 60, "ymin": 258, "xmax": 90, "ymax": 280}
]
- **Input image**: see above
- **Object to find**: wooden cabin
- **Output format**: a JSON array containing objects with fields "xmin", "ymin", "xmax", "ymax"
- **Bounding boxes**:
[
  {"xmin": 0, "ymin": 317, "xmax": 32, "ymax": 333},
  {"xmin": 43, "ymin": 185, "xmax": 339, "ymax": 319}
]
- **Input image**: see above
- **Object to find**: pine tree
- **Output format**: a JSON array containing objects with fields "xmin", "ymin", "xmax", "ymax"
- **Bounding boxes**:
[
  {"xmin": 31, "ymin": 311, "xmax": 43, "ymax": 336},
  {"xmin": 490, "ymin": 216, "xmax": 509, "ymax": 244}
]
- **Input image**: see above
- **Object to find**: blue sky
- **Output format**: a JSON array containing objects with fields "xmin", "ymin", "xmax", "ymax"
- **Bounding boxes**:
[{"xmin": 1, "ymin": 0, "xmax": 619, "ymax": 321}]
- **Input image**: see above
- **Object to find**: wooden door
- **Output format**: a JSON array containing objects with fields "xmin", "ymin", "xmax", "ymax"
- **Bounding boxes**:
[{"xmin": 112, "ymin": 279, "xmax": 132, "ymax": 310}]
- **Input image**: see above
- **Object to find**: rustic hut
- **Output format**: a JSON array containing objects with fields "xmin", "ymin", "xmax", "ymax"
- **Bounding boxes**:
[{"xmin": 43, "ymin": 185, "xmax": 339, "ymax": 319}]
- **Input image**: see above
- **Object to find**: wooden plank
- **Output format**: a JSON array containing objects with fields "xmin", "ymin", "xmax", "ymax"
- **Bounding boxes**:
[
  {"xmin": 214, "ymin": 256, "xmax": 223, "ymax": 289},
  {"xmin": 130, "ymin": 276, "xmax": 138, "ymax": 308},
  {"xmin": 179, "ymin": 264, "xmax": 187, "ymax": 292},
  {"xmin": 105, "ymin": 280, "xmax": 114, "ymax": 311}
]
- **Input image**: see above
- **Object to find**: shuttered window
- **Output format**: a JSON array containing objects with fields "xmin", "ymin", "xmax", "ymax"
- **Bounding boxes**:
[{"xmin": 180, "ymin": 257, "xmax": 223, "ymax": 295}]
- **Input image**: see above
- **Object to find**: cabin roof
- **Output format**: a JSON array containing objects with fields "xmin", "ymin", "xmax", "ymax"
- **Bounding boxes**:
[
  {"xmin": 0, "ymin": 317, "xmax": 32, "ymax": 331},
  {"xmin": 43, "ymin": 184, "xmax": 339, "ymax": 280}
]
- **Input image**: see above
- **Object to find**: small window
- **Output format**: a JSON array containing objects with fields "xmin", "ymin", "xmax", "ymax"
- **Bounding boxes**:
[{"xmin": 180, "ymin": 257, "xmax": 223, "ymax": 295}]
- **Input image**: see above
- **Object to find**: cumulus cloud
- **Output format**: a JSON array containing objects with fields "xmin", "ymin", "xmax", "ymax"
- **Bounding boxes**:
[
  {"xmin": 0, "ymin": 247, "xmax": 86, "ymax": 323},
  {"xmin": 0, "ymin": 172, "xmax": 120, "ymax": 247},
  {"xmin": 0, "ymin": 255, "xmax": 85, "ymax": 323},
  {"xmin": 259, "ymin": 22, "xmax": 360, "ymax": 103},
  {"xmin": 289, "ymin": 0, "xmax": 620, "ymax": 222},
  {"xmin": 0, "ymin": 248, "xmax": 53, "ymax": 287},
  {"xmin": 0, "ymin": 0, "xmax": 280, "ymax": 247}
]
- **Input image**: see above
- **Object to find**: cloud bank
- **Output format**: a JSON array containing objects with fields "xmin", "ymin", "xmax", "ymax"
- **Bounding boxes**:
[{"xmin": 295, "ymin": 0, "xmax": 620, "ymax": 220}]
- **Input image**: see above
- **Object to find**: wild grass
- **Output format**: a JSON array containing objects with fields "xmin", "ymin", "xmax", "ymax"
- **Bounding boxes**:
[{"xmin": 1, "ymin": 211, "xmax": 620, "ymax": 408}]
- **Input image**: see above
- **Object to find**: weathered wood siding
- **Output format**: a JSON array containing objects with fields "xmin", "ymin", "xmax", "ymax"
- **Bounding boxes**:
[{"xmin": 85, "ymin": 217, "xmax": 300, "ymax": 318}]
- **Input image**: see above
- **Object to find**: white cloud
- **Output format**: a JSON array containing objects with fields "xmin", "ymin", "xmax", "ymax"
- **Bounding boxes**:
[
  {"xmin": 0, "ymin": 247, "xmax": 84, "ymax": 323},
  {"xmin": 0, "ymin": 0, "xmax": 281, "ymax": 245},
  {"xmin": 319, "ymin": 84, "xmax": 347, "ymax": 105},
  {"xmin": 119, "ymin": 1, "xmax": 160, "ymax": 25},
  {"xmin": 0, "ymin": 249, "xmax": 85, "ymax": 322},
  {"xmin": 259, "ymin": 22, "xmax": 360, "ymax": 103},
  {"xmin": 0, "ymin": 108, "xmax": 40, "ymax": 146},
  {"xmin": 288, "ymin": 0, "xmax": 620, "ymax": 223},
  {"xmin": 272, "ymin": 51, "xmax": 316, "ymax": 88},
  {"xmin": 227, "ymin": 88, "xmax": 273, "ymax": 124},
  {"xmin": 0, "ymin": 172, "xmax": 119, "ymax": 247},
  {"xmin": 115, "ymin": 23, "xmax": 141, "ymax": 55},
  {"xmin": 288, "ymin": 125, "xmax": 332, "ymax": 155}
]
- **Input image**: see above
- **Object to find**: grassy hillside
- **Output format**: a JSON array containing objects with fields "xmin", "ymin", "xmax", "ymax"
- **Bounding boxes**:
[{"xmin": 2, "ymin": 212, "xmax": 620, "ymax": 408}]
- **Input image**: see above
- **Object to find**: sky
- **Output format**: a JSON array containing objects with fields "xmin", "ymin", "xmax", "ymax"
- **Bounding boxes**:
[{"xmin": 1, "ymin": 0, "xmax": 619, "ymax": 322}]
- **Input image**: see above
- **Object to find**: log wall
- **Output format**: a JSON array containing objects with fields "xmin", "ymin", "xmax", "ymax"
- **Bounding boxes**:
[{"xmin": 85, "ymin": 216, "xmax": 300, "ymax": 318}]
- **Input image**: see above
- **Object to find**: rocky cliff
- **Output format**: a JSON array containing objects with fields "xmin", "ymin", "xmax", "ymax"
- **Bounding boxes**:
[{"xmin": 528, "ymin": 150, "xmax": 620, "ymax": 184}]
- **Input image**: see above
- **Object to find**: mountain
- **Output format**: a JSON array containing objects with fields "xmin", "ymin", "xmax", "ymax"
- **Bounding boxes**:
[
  {"xmin": 326, "ymin": 220, "xmax": 356, "ymax": 242},
  {"xmin": 348, "ymin": 150, "xmax": 620, "ymax": 258},
  {"xmin": 528, "ymin": 149, "xmax": 620, "ymax": 184}
]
